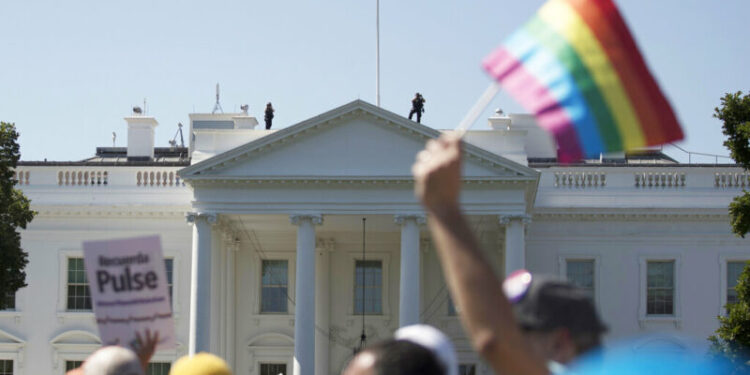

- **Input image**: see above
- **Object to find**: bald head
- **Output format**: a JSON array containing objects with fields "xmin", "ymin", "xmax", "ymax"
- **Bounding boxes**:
[{"xmin": 83, "ymin": 346, "xmax": 144, "ymax": 375}]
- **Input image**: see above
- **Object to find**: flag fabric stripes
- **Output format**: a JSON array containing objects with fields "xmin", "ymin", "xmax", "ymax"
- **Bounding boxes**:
[{"xmin": 482, "ymin": 0, "xmax": 683, "ymax": 162}]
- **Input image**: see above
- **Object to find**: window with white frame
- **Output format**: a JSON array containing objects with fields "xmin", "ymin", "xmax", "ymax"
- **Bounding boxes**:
[
  {"xmin": 164, "ymin": 258, "xmax": 174, "ymax": 304},
  {"xmin": 261, "ymin": 260, "xmax": 289, "ymax": 313},
  {"xmin": 67, "ymin": 258, "xmax": 92, "ymax": 311},
  {"xmin": 727, "ymin": 261, "xmax": 746, "ymax": 308},
  {"xmin": 260, "ymin": 363, "xmax": 287, "ymax": 375},
  {"xmin": 147, "ymin": 362, "xmax": 172, "ymax": 375},
  {"xmin": 646, "ymin": 261, "xmax": 675, "ymax": 315},
  {"xmin": 65, "ymin": 360, "xmax": 84, "ymax": 373},
  {"xmin": 458, "ymin": 363, "xmax": 476, "ymax": 375},
  {"xmin": 354, "ymin": 260, "xmax": 382, "ymax": 314},
  {"xmin": 566, "ymin": 259, "xmax": 595, "ymax": 301},
  {"xmin": 0, "ymin": 360, "xmax": 12, "ymax": 375}
]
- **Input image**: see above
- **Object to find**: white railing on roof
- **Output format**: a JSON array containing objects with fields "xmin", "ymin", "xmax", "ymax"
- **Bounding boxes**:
[
  {"xmin": 634, "ymin": 172, "xmax": 685, "ymax": 188},
  {"xmin": 13, "ymin": 170, "xmax": 30, "ymax": 185},
  {"xmin": 58, "ymin": 170, "xmax": 109, "ymax": 186},
  {"xmin": 136, "ymin": 170, "xmax": 185, "ymax": 187},
  {"xmin": 554, "ymin": 172, "xmax": 606, "ymax": 188},
  {"xmin": 715, "ymin": 172, "xmax": 750, "ymax": 188}
]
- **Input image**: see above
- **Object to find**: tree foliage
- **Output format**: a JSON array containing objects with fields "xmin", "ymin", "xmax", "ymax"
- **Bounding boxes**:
[
  {"xmin": 0, "ymin": 122, "xmax": 35, "ymax": 309},
  {"xmin": 710, "ymin": 262, "xmax": 750, "ymax": 374},
  {"xmin": 716, "ymin": 91, "xmax": 750, "ymax": 237}
]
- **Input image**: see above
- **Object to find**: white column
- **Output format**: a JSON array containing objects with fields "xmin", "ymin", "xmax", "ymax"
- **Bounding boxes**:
[
  {"xmin": 500, "ymin": 214, "xmax": 531, "ymax": 276},
  {"xmin": 225, "ymin": 238, "xmax": 238, "ymax": 367},
  {"xmin": 187, "ymin": 212, "xmax": 217, "ymax": 355},
  {"xmin": 395, "ymin": 215, "xmax": 425, "ymax": 327},
  {"xmin": 315, "ymin": 238, "xmax": 333, "ymax": 375},
  {"xmin": 290, "ymin": 214, "xmax": 323, "ymax": 375}
]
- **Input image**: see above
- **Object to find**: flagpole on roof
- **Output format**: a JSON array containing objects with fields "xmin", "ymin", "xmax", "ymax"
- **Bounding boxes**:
[{"xmin": 375, "ymin": 0, "xmax": 381, "ymax": 107}]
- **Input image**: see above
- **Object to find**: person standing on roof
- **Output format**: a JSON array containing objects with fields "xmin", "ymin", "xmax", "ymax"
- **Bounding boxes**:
[
  {"xmin": 408, "ymin": 93, "xmax": 426, "ymax": 123},
  {"xmin": 264, "ymin": 102, "xmax": 275, "ymax": 130}
]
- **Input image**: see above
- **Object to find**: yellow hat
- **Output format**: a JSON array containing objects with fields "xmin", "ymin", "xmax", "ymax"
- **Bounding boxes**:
[{"xmin": 169, "ymin": 353, "xmax": 232, "ymax": 375}]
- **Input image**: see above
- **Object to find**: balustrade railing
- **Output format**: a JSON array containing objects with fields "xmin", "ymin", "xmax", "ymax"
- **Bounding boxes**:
[
  {"xmin": 714, "ymin": 172, "xmax": 750, "ymax": 188},
  {"xmin": 58, "ymin": 170, "xmax": 109, "ymax": 186},
  {"xmin": 634, "ymin": 172, "xmax": 685, "ymax": 188},
  {"xmin": 13, "ymin": 170, "xmax": 30, "ymax": 185},
  {"xmin": 136, "ymin": 170, "xmax": 184, "ymax": 187},
  {"xmin": 554, "ymin": 172, "xmax": 606, "ymax": 188}
]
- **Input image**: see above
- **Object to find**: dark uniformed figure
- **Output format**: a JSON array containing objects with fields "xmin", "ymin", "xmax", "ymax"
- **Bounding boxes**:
[
  {"xmin": 408, "ymin": 93, "xmax": 426, "ymax": 123},
  {"xmin": 264, "ymin": 102, "xmax": 275, "ymax": 130}
]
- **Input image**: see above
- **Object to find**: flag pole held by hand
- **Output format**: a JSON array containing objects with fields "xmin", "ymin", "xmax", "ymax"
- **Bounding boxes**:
[{"xmin": 454, "ymin": 82, "xmax": 501, "ymax": 138}]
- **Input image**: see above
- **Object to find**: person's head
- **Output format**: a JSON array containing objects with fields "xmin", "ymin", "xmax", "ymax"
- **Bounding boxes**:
[
  {"xmin": 266, "ymin": 102, "xmax": 272, "ymax": 107},
  {"xmin": 343, "ymin": 325, "xmax": 457, "ymax": 375},
  {"xmin": 169, "ymin": 353, "xmax": 232, "ymax": 375},
  {"xmin": 503, "ymin": 270, "xmax": 607, "ymax": 364},
  {"xmin": 82, "ymin": 346, "xmax": 144, "ymax": 375}
]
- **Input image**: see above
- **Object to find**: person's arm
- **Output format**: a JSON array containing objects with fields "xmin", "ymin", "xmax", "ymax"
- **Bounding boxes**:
[
  {"xmin": 412, "ymin": 135, "xmax": 547, "ymax": 375},
  {"xmin": 133, "ymin": 329, "xmax": 160, "ymax": 372}
]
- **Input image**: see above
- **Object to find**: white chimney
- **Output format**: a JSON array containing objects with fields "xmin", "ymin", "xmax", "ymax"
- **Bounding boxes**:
[{"xmin": 124, "ymin": 116, "xmax": 159, "ymax": 160}]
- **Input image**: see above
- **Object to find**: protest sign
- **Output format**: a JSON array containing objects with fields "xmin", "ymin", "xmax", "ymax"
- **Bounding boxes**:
[{"xmin": 83, "ymin": 235, "xmax": 176, "ymax": 350}]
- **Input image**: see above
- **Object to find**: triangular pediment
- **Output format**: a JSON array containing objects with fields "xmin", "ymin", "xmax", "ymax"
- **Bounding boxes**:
[
  {"xmin": 50, "ymin": 330, "xmax": 101, "ymax": 346},
  {"xmin": 180, "ymin": 100, "xmax": 538, "ymax": 182},
  {"xmin": 0, "ymin": 328, "xmax": 23, "ymax": 345}
]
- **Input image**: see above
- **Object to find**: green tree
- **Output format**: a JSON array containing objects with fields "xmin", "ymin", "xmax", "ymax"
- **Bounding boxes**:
[
  {"xmin": 709, "ymin": 262, "xmax": 750, "ymax": 374},
  {"xmin": 716, "ymin": 91, "xmax": 750, "ymax": 237},
  {"xmin": 0, "ymin": 122, "xmax": 35, "ymax": 309}
]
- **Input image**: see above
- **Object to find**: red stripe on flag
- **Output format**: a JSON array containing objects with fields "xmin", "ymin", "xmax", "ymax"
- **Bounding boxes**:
[{"xmin": 586, "ymin": 0, "xmax": 683, "ymax": 145}]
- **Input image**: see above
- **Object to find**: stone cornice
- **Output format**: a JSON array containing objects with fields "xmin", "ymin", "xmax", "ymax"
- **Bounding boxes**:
[
  {"xmin": 532, "ymin": 208, "xmax": 730, "ymax": 221},
  {"xmin": 35, "ymin": 207, "xmax": 189, "ymax": 219},
  {"xmin": 184, "ymin": 176, "xmax": 536, "ymax": 187}
]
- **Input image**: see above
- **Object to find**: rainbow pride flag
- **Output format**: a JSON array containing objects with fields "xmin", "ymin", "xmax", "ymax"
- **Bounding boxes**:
[{"xmin": 483, "ymin": 0, "xmax": 683, "ymax": 162}]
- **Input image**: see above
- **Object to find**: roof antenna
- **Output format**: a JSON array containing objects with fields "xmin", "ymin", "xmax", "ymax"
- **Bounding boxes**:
[
  {"xmin": 112, "ymin": 132, "xmax": 117, "ymax": 147},
  {"xmin": 143, "ymin": 98, "xmax": 147, "ymax": 115},
  {"xmin": 212, "ymin": 83, "xmax": 224, "ymax": 114}
]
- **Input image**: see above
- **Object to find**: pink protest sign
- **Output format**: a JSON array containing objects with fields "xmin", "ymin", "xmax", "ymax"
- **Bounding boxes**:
[{"xmin": 83, "ymin": 236, "xmax": 176, "ymax": 350}]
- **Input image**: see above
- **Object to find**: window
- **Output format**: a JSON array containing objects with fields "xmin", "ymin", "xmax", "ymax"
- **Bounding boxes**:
[
  {"xmin": 566, "ymin": 260, "xmax": 595, "ymax": 300},
  {"xmin": 67, "ymin": 258, "xmax": 92, "ymax": 311},
  {"xmin": 65, "ymin": 361, "xmax": 84, "ymax": 372},
  {"xmin": 0, "ymin": 360, "xmax": 12, "ymax": 375},
  {"xmin": 458, "ymin": 364, "xmax": 476, "ymax": 375},
  {"xmin": 727, "ymin": 261, "xmax": 746, "ymax": 307},
  {"xmin": 354, "ymin": 260, "xmax": 382, "ymax": 314},
  {"xmin": 261, "ymin": 260, "xmax": 288, "ymax": 313},
  {"xmin": 2, "ymin": 292, "xmax": 14, "ymax": 310},
  {"xmin": 147, "ymin": 362, "xmax": 172, "ymax": 375},
  {"xmin": 260, "ymin": 363, "xmax": 287, "ymax": 375},
  {"xmin": 164, "ymin": 259, "xmax": 174, "ymax": 303},
  {"xmin": 647, "ymin": 261, "xmax": 675, "ymax": 315}
]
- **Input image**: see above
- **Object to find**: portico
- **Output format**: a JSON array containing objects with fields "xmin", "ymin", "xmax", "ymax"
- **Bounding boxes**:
[{"xmin": 178, "ymin": 100, "xmax": 538, "ymax": 374}]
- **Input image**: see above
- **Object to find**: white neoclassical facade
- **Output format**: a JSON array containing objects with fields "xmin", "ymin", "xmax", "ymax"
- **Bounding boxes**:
[{"xmin": 3, "ymin": 100, "xmax": 750, "ymax": 375}]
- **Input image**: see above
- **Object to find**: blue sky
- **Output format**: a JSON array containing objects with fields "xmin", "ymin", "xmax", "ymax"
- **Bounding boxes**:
[{"xmin": 2, "ymin": 0, "xmax": 748, "ymax": 163}]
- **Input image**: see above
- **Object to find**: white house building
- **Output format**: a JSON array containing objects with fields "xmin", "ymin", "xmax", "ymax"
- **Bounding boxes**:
[{"xmin": 3, "ymin": 99, "xmax": 749, "ymax": 375}]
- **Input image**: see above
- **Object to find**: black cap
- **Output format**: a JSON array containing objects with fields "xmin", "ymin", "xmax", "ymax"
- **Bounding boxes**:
[{"xmin": 504, "ymin": 271, "xmax": 607, "ymax": 334}]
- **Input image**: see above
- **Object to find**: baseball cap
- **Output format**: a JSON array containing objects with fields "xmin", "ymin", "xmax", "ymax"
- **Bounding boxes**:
[
  {"xmin": 395, "ymin": 324, "xmax": 458, "ymax": 375},
  {"xmin": 169, "ymin": 353, "xmax": 232, "ymax": 375},
  {"xmin": 503, "ymin": 270, "xmax": 607, "ymax": 334}
]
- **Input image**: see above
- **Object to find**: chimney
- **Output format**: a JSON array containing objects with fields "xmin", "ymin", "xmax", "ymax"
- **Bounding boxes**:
[{"xmin": 124, "ymin": 114, "xmax": 159, "ymax": 161}]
